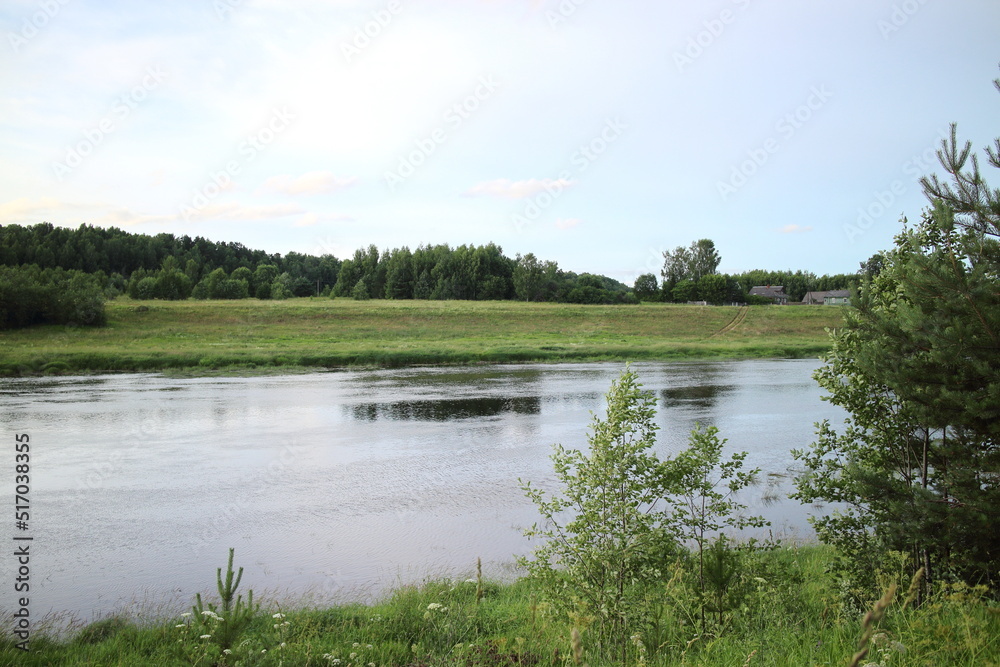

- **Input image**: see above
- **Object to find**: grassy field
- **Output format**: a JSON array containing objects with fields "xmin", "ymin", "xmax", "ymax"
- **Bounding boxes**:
[
  {"xmin": 4, "ymin": 544, "xmax": 998, "ymax": 666},
  {"xmin": 0, "ymin": 298, "xmax": 847, "ymax": 375}
]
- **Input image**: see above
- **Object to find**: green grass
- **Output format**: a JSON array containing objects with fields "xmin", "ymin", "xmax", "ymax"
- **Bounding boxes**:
[
  {"xmin": 4, "ymin": 544, "xmax": 997, "ymax": 666},
  {"xmin": 0, "ymin": 299, "xmax": 847, "ymax": 375}
]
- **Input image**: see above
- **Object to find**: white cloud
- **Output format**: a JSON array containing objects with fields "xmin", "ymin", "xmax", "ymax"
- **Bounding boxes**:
[
  {"xmin": 261, "ymin": 171, "xmax": 358, "ymax": 196},
  {"xmin": 555, "ymin": 217, "xmax": 581, "ymax": 230},
  {"xmin": 294, "ymin": 211, "xmax": 355, "ymax": 227},
  {"xmin": 0, "ymin": 197, "xmax": 176, "ymax": 227},
  {"xmin": 184, "ymin": 202, "xmax": 305, "ymax": 221},
  {"xmin": 464, "ymin": 178, "xmax": 576, "ymax": 199},
  {"xmin": 0, "ymin": 197, "xmax": 67, "ymax": 222}
]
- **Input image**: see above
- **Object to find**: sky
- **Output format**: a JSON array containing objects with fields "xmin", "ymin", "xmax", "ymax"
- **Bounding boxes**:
[{"xmin": 1, "ymin": 0, "xmax": 998, "ymax": 284}]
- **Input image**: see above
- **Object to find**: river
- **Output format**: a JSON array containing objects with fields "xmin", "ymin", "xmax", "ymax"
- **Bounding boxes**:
[{"xmin": 0, "ymin": 359, "xmax": 844, "ymax": 624}]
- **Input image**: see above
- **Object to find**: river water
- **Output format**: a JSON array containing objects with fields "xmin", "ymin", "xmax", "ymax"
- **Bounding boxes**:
[{"xmin": 0, "ymin": 359, "xmax": 844, "ymax": 624}]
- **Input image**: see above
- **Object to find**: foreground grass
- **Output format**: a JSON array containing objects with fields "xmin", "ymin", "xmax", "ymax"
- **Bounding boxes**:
[
  {"xmin": 3, "ymin": 545, "xmax": 998, "ymax": 666},
  {"xmin": 0, "ymin": 299, "xmax": 847, "ymax": 375}
]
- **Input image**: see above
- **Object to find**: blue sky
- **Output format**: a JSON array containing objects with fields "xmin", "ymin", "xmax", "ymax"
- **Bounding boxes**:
[{"xmin": 1, "ymin": 0, "xmax": 997, "ymax": 284}]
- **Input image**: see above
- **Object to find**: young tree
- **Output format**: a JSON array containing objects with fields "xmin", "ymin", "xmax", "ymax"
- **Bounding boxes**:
[
  {"xmin": 520, "ymin": 368, "xmax": 766, "ymax": 658},
  {"xmin": 793, "ymin": 74, "xmax": 1000, "ymax": 598},
  {"xmin": 519, "ymin": 367, "xmax": 677, "ymax": 659}
]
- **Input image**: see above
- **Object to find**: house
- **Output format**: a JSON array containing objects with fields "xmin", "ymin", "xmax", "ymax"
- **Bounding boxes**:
[
  {"xmin": 823, "ymin": 289, "xmax": 851, "ymax": 305},
  {"xmin": 748, "ymin": 285, "xmax": 789, "ymax": 304},
  {"xmin": 801, "ymin": 290, "xmax": 851, "ymax": 306}
]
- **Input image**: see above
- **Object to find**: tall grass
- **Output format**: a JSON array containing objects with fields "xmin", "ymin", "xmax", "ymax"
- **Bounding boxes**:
[{"xmin": 2, "ymin": 544, "xmax": 997, "ymax": 666}]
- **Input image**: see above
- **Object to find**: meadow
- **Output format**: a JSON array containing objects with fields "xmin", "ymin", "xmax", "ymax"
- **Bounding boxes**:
[
  {"xmin": 0, "ymin": 298, "xmax": 847, "ymax": 375},
  {"xmin": 3, "ymin": 544, "xmax": 997, "ymax": 666}
]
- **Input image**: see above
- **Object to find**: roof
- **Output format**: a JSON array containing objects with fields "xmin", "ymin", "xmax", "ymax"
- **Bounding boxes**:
[{"xmin": 749, "ymin": 285, "xmax": 787, "ymax": 298}]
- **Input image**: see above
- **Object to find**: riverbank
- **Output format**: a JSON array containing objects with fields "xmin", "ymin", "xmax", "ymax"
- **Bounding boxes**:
[
  {"xmin": 3, "ymin": 544, "xmax": 997, "ymax": 666},
  {"xmin": 0, "ymin": 298, "xmax": 847, "ymax": 376}
]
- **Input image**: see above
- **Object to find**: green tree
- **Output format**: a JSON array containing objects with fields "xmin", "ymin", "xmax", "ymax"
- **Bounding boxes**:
[
  {"xmin": 270, "ymin": 272, "xmax": 294, "ymax": 300},
  {"xmin": 660, "ymin": 244, "xmax": 691, "ymax": 292},
  {"xmin": 519, "ymin": 368, "xmax": 677, "ymax": 659},
  {"xmin": 633, "ymin": 273, "xmax": 659, "ymax": 302},
  {"xmin": 513, "ymin": 253, "xmax": 558, "ymax": 301},
  {"xmin": 519, "ymin": 368, "xmax": 766, "ymax": 658},
  {"xmin": 689, "ymin": 238, "xmax": 721, "ymax": 282},
  {"xmin": 351, "ymin": 278, "xmax": 370, "ymax": 301},
  {"xmin": 697, "ymin": 273, "xmax": 728, "ymax": 305},
  {"xmin": 668, "ymin": 425, "xmax": 765, "ymax": 632},
  {"xmin": 793, "ymin": 78, "xmax": 1000, "ymax": 599},
  {"xmin": 253, "ymin": 264, "xmax": 279, "ymax": 299},
  {"xmin": 671, "ymin": 279, "xmax": 698, "ymax": 303},
  {"xmin": 383, "ymin": 247, "xmax": 414, "ymax": 299},
  {"xmin": 661, "ymin": 239, "xmax": 721, "ymax": 291}
]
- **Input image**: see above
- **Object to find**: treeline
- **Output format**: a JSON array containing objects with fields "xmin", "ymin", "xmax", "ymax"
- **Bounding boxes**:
[
  {"xmin": 0, "ymin": 223, "xmax": 635, "ymax": 309},
  {"xmin": 639, "ymin": 238, "xmax": 855, "ymax": 304},
  {"xmin": 0, "ymin": 265, "xmax": 106, "ymax": 330},
  {"xmin": 0, "ymin": 222, "xmax": 338, "ymax": 298},
  {"xmin": 635, "ymin": 269, "xmax": 856, "ymax": 304},
  {"xmin": 332, "ymin": 245, "xmax": 634, "ymax": 304}
]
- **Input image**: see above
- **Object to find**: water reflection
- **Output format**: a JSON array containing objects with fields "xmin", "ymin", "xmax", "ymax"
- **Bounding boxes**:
[
  {"xmin": 660, "ymin": 384, "xmax": 734, "ymax": 409},
  {"xmin": 345, "ymin": 396, "xmax": 542, "ymax": 422}
]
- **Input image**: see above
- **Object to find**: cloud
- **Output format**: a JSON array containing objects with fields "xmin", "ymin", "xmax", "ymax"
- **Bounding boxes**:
[
  {"xmin": 0, "ymin": 198, "xmax": 174, "ymax": 227},
  {"xmin": 294, "ymin": 211, "xmax": 355, "ymax": 227},
  {"xmin": 555, "ymin": 217, "xmax": 581, "ymax": 230},
  {"xmin": 184, "ymin": 202, "xmax": 305, "ymax": 221},
  {"xmin": 464, "ymin": 178, "xmax": 576, "ymax": 199},
  {"xmin": 0, "ymin": 197, "xmax": 67, "ymax": 222},
  {"xmin": 261, "ymin": 171, "xmax": 358, "ymax": 196},
  {"xmin": 778, "ymin": 224, "xmax": 813, "ymax": 233}
]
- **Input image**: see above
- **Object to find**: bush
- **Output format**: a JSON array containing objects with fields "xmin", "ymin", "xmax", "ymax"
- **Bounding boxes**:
[{"xmin": 0, "ymin": 265, "xmax": 106, "ymax": 329}]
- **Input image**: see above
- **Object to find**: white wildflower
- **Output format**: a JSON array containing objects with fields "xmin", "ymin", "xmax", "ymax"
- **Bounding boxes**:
[{"xmin": 200, "ymin": 634, "xmax": 212, "ymax": 639}]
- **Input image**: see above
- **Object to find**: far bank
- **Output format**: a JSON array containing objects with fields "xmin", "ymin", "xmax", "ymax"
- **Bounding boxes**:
[{"xmin": 0, "ymin": 298, "xmax": 847, "ymax": 376}]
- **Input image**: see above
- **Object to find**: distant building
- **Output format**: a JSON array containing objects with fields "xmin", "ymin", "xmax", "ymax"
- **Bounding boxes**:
[
  {"xmin": 801, "ymin": 290, "xmax": 851, "ymax": 306},
  {"xmin": 823, "ymin": 290, "xmax": 851, "ymax": 305},
  {"xmin": 748, "ymin": 285, "xmax": 789, "ymax": 305}
]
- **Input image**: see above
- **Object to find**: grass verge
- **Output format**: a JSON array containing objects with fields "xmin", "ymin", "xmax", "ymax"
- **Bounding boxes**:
[{"xmin": 2, "ymin": 544, "xmax": 997, "ymax": 666}]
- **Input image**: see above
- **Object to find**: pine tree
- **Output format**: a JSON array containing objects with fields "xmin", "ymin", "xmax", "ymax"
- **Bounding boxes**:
[{"xmin": 793, "ymin": 73, "xmax": 1000, "ymax": 599}]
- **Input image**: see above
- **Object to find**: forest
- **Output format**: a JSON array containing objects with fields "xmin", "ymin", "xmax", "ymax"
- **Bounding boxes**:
[{"xmin": 0, "ymin": 222, "xmax": 854, "ymax": 330}]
